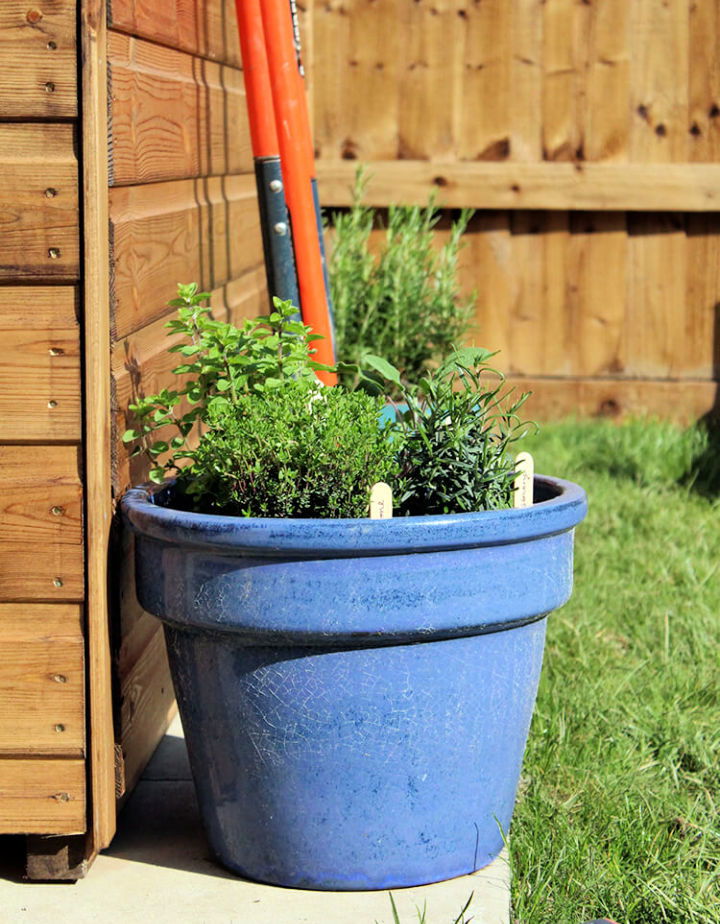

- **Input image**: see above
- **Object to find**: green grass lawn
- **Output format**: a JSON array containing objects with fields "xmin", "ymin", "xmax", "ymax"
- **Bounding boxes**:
[{"xmin": 510, "ymin": 419, "xmax": 720, "ymax": 923}]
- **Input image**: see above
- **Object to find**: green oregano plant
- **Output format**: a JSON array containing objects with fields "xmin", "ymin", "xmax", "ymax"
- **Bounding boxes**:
[{"xmin": 122, "ymin": 283, "xmax": 329, "ymax": 484}]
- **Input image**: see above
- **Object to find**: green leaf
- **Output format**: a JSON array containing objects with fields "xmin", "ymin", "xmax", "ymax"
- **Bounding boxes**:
[
  {"xmin": 361, "ymin": 353, "xmax": 402, "ymax": 387},
  {"xmin": 149, "ymin": 467, "xmax": 166, "ymax": 484},
  {"xmin": 122, "ymin": 429, "xmax": 139, "ymax": 442}
]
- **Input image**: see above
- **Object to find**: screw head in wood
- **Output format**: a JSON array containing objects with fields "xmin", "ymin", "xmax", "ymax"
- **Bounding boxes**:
[
  {"xmin": 48, "ymin": 247, "xmax": 61, "ymax": 259},
  {"xmin": 45, "ymin": 187, "xmax": 57, "ymax": 198},
  {"xmin": 54, "ymin": 724, "xmax": 65, "ymax": 733},
  {"xmin": 51, "ymin": 505, "xmax": 65, "ymax": 516},
  {"xmin": 53, "ymin": 792, "xmax": 70, "ymax": 802},
  {"xmin": 53, "ymin": 577, "xmax": 63, "ymax": 587},
  {"xmin": 48, "ymin": 346, "xmax": 64, "ymax": 355},
  {"xmin": 44, "ymin": 81, "xmax": 55, "ymax": 93},
  {"xmin": 47, "ymin": 40, "xmax": 57, "ymax": 50},
  {"xmin": 27, "ymin": 9, "xmax": 43, "ymax": 23},
  {"xmin": 48, "ymin": 399, "xmax": 58, "ymax": 408},
  {"xmin": 52, "ymin": 674, "xmax": 68, "ymax": 684}
]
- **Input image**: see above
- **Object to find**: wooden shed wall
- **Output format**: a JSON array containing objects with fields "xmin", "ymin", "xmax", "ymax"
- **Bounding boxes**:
[
  {"xmin": 0, "ymin": 3, "xmax": 86, "ymax": 838},
  {"xmin": 307, "ymin": 0, "xmax": 720, "ymax": 422},
  {"xmin": 106, "ymin": 0, "xmax": 267, "ymax": 797}
]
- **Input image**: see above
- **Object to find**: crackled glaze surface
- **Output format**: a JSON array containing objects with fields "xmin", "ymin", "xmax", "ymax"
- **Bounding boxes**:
[{"xmin": 122, "ymin": 475, "xmax": 586, "ymax": 889}]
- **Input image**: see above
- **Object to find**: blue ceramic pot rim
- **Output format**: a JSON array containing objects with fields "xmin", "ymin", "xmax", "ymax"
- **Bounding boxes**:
[{"xmin": 121, "ymin": 474, "xmax": 587, "ymax": 558}]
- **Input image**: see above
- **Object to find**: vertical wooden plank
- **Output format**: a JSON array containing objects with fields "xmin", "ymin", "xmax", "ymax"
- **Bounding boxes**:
[
  {"xmin": 461, "ymin": 213, "xmax": 513, "ymax": 364},
  {"xmin": 541, "ymin": 211, "xmax": 572, "ymax": 374},
  {"xmin": 569, "ymin": 212, "xmax": 628, "ymax": 376},
  {"xmin": 685, "ymin": 214, "xmax": 720, "ymax": 379},
  {"xmin": 542, "ymin": 0, "xmax": 587, "ymax": 162},
  {"xmin": 312, "ymin": 0, "xmax": 352, "ymax": 158},
  {"xmin": 346, "ymin": 0, "xmax": 402, "ymax": 160},
  {"xmin": 510, "ymin": 0, "xmax": 543, "ymax": 162},
  {"xmin": 688, "ymin": 0, "xmax": 720, "ymax": 162},
  {"xmin": 398, "ymin": 0, "xmax": 465, "ymax": 160},
  {"xmin": 626, "ymin": 214, "xmax": 688, "ymax": 378},
  {"xmin": 630, "ymin": 0, "xmax": 690, "ymax": 163},
  {"xmin": 81, "ymin": 0, "xmax": 117, "ymax": 853},
  {"xmin": 584, "ymin": 0, "xmax": 630, "ymax": 162},
  {"xmin": 508, "ymin": 212, "xmax": 545, "ymax": 373},
  {"xmin": 458, "ymin": 0, "xmax": 511, "ymax": 161}
]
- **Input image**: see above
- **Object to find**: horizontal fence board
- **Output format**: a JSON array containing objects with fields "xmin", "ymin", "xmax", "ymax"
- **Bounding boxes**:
[
  {"xmin": 108, "ymin": 31, "xmax": 252, "ymax": 186},
  {"xmin": 109, "ymin": 174, "xmax": 263, "ymax": 339},
  {"xmin": 0, "ymin": 446, "xmax": 84, "ymax": 601},
  {"xmin": 506, "ymin": 376, "xmax": 718, "ymax": 425},
  {"xmin": 0, "ymin": 287, "xmax": 80, "ymax": 440},
  {"xmin": 0, "ymin": 1, "xmax": 77, "ymax": 118},
  {"xmin": 0, "ymin": 124, "xmax": 79, "ymax": 281},
  {"xmin": 0, "ymin": 758, "xmax": 85, "ymax": 834},
  {"xmin": 317, "ymin": 160, "xmax": 720, "ymax": 211},
  {"xmin": 109, "ymin": 0, "xmax": 241, "ymax": 67},
  {"xmin": 0, "ymin": 604, "xmax": 84, "ymax": 756}
]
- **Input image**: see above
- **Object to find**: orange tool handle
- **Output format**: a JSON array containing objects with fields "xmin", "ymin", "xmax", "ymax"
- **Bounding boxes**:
[{"xmin": 257, "ymin": 0, "xmax": 337, "ymax": 384}]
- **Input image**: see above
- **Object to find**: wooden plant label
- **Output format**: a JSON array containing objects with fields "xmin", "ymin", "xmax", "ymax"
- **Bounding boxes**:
[
  {"xmin": 369, "ymin": 482, "xmax": 393, "ymax": 519},
  {"xmin": 513, "ymin": 452, "xmax": 534, "ymax": 509}
]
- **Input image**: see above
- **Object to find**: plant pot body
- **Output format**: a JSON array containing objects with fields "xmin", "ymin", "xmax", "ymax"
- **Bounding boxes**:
[{"xmin": 122, "ymin": 475, "xmax": 586, "ymax": 891}]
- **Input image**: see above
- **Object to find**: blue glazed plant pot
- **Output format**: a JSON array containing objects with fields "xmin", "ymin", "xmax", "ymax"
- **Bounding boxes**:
[{"xmin": 121, "ymin": 475, "xmax": 586, "ymax": 891}]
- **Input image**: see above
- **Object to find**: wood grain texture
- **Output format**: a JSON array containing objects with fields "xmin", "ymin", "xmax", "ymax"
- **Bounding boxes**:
[
  {"xmin": 0, "ymin": 1, "xmax": 77, "ymax": 118},
  {"xmin": 0, "ymin": 287, "xmax": 80, "ymax": 442},
  {"xmin": 541, "ymin": 0, "xmax": 587, "ymax": 163},
  {"xmin": 584, "ymin": 0, "xmax": 630, "ymax": 162},
  {"xmin": 108, "ymin": 31, "xmax": 252, "ymax": 186},
  {"xmin": 317, "ymin": 160, "xmax": 720, "ymax": 210},
  {"xmin": 510, "ymin": 0, "xmax": 542, "ymax": 162},
  {"xmin": 109, "ymin": 0, "xmax": 241, "ymax": 67},
  {"xmin": 689, "ymin": 0, "xmax": 720, "ymax": 163},
  {"xmin": 630, "ymin": 0, "xmax": 689, "ymax": 163},
  {"xmin": 458, "ymin": 0, "xmax": 510, "ymax": 161},
  {"xmin": 0, "ymin": 759, "xmax": 85, "ymax": 834},
  {"xmin": 109, "ymin": 174, "xmax": 263, "ymax": 338},
  {"xmin": 82, "ymin": 0, "xmax": 117, "ymax": 853},
  {"xmin": 0, "ymin": 604, "xmax": 84, "ymax": 756},
  {"xmin": 0, "ymin": 124, "xmax": 79, "ymax": 281},
  {"xmin": 119, "ymin": 619, "xmax": 175, "ymax": 798},
  {"xmin": 0, "ymin": 446, "xmax": 83, "ymax": 601}
]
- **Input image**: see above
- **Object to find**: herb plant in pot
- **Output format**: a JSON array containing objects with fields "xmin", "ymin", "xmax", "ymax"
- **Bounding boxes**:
[{"xmin": 121, "ymin": 284, "xmax": 587, "ymax": 891}]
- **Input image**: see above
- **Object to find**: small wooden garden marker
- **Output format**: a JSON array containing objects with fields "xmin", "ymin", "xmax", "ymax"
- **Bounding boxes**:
[
  {"xmin": 370, "ymin": 482, "xmax": 393, "ymax": 519},
  {"xmin": 513, "ymin": 452, "xmax": 534, "ymax": 508}
]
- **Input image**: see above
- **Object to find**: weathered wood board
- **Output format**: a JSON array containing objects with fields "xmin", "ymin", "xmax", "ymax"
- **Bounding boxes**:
[
  {"xmin": 0, "ymin": 759, "xmax": 85, "ymax": 834},
  {"xmin": 108, "ymin": 31, "xmax": 251, "ymax": 186},
  {"xmin": 0, "ymin": 1, "xmax": 77, "ymax": 118},
  {"xmin": 109, "ymin": 0, "xmax": 241, "ymax": 67},
  {"xmin": 0, "ymin": 288, "xmax": 81, "ymax": 442},
  {"xmin": 0, "ymin": 604, "xmax": 84, "ymax": 756},
  {"xmin": 0, "ymin": 446, "xmax": 84, "ymax": 602},
  {"xmin": 109, "ymin": 174, "xmax": 264, "ymax": 338},
  {"xmin": 0, "ymin": 124, "xmax": 79, "ymax": 281}
]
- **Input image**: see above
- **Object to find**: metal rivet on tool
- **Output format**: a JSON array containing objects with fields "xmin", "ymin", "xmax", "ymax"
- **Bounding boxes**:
[
  {"xmin": 273, "ymin": 222, "xmax": 288, "ymax": 236},
  {"xmin": 269, "ymin": 179, "xmax": 283, "ymax": 193}
]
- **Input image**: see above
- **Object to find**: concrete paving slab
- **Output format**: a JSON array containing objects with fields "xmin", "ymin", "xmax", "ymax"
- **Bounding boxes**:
[{"xmin": 0, "ymin": 716, "xmax": 510, "ymax": 924}]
